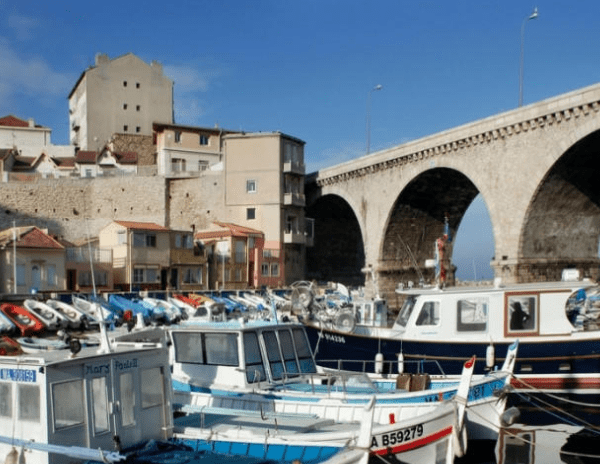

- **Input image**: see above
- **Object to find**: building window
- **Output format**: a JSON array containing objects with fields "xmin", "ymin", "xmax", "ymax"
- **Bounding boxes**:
[
  {"xmin": 17, "ymin": 264, "xmax": 25, "ymax": 286},
  {"xmin": 46, "ymin": 264, "xmax": 56, "ymax": 286},
  {"xmin": 271, "ymin": 263, "xmax": 279, "ymax": 277},
  {"xmin": 261, "ymin": 263, "xmax": 269, "ymax": 276},
  {"xmin": 123, "ymin": 81, "xmax": 127, "ymax": 87},
  {"xmin": 246, "ymin": 179, "xmax": 257, "ymax": 193},
  {"xmin": 235, "ymin": 240, "xmax": 246, "ymax": 264},
  {"xmin": 136, "ymin": 126, "xmax": 141, "ymax": 133},
  {"xmin": 133, "ymin": 232, "xmax": 156, "ymax": 248},
  {"xmin": 133, "ymin": 267, "xmax": 158, "ymax": 283},
  {"xmin": 174, "ymin": 131, "xmax": 182, "ymax": 143},
  {"xmin": 136, "ymin": 82, "xmax": 140, "ymax": 89},
  {"xmin": 199, "ymin": 161, "xmax": 208, "ymax": 171},
  {"xmin": 183, "ymin": 268, "xmax": 202, "ymax": 284},
  {"xmin": 183, "ymin": 234, "xmax": 193, "ymax": 249},
  {"xmin": 235, "ymin": 268, "xmax": 242, "ymax": 282},
  {"xmin": 136, "ymin": 105, "xmax": 140, "ymax": 111},
  {"xmin": 199, "ymin": 134, "xmax": 209, "ymax": 145},
  {"xmin": 123, "ymin": 125, "xmax": 128, "ymax": 132},
  {"xmin": 117, "ymin": 230, "xmax": 126, "ymax": 244},
  {"xmin": 172, "ymin": 158, "xmax": 186, "ymax": 172},
  {"xmin": 175, "ymin": 234, "xmax": 182, "ymax": 248},
  {"xmin": 247, "ymin": 208, "xmax": 256, "ymax": 220},
  {"xmin": 123, "ymin": 103, "xmax": 128, "ymax": 110}
]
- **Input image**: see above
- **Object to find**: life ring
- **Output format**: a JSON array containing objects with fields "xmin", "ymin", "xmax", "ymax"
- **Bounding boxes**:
[{"xmin": 334, "ymin": 311, "xmax": 356, "ymax": 333}]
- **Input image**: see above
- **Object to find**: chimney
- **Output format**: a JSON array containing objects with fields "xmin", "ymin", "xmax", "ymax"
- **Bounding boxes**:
[{"xmin": 95, "ymin": 53, "xmax": 110, "ymax": 66}]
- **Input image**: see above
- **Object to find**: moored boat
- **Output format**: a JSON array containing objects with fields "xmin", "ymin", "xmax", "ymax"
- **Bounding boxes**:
[
  {"xmin": 0, "ymin": 325, "xmax": 174, "ymax": 464},
  {"xmin": 301, "ymin": 278, "xmax": 600, "ymax": 400},
  {"xmin": 45, "ymin": 299, "xmax": 89, "ymax": 329},
  {"xmin": 0, "ymin": 302, "xmax": 45, "ymax": 336},
  {"xmin": 117, "ymin": 318, "xmax": 517, "ymax": 442},
  {"xmin": 23, "ymin": 299, "xmax": 70, "ymax": 331}
]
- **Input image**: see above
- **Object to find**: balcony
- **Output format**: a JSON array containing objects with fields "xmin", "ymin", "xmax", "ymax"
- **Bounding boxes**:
[
  {"xmin": 283, "ymin": 161, "xmax": 305, "ymax": 175},
  {"xmin": 284, "ymin": 230, "xmax": 305, "ymax": 244},
  {"xmin": 284, "ymin": 192, "xmax": 305, "ymax": 207}
]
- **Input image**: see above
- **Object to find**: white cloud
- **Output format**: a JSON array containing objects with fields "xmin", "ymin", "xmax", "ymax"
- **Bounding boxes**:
[
  {"xmin": 7, "ymin": 14, "xmax": 39, "ymax": 41},
  {"xmin": 0, "ymin": 38, "xmax": 73, "ymax": 105}
]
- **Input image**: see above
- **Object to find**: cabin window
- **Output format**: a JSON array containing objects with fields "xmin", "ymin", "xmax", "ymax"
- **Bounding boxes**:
[
  {"xmin": 506, "ymin": 294, "xmax": 538, "ymax": 334},
  {"xmin": 243, "ymin": 332, "xmax": 267, "ymax": 383},
  {"xmin": 292, "ymin": 328, "xmax": 317, "ymax": 373},
  {"xmin": 263, "ymin": 330, "xmax": 285, "ymax": 380},
  {"xmin": 457, "ymin": 298, "xmax": 488, "ymax": 332},
  {"xmin": 205, "ymin": 333, "xmax": 239, "ymax": 366},
  {"xmin": 52, "ymin": 380, "xmax": 84, "ymax": 429},
  {"xmin": 18, "ymin": 384, "xmax": 40, "ymax": 421},
  {"xmin": 395, "ymin": 296, "xmax": 417, "ymax": 328},
  {"xmin": 172, "ymin": 332, "xmax": 205, "ymax": 364},
  {"xmin": 278, "ymin": 329, "xmax": 300, "ymax": 376},
  {"xmin": 119, "ymin": 373, "xmax": 136, "ymax": 427},
  {"xmin": 0, "ymin": 383, "xmax": 12, "ymax": 417},
  {"xmin": 141, "ymin": 368, "xmax": 164, "ymax": 408},
  {"xmin": 91, "ymin": 377, "xmax": 110, "ymax": 434},
  {"xmin": 416, "ymin": 301, "xmax": 440, "ymax": 326}
]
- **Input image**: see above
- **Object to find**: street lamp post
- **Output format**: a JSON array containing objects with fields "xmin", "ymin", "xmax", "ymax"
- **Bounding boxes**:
[
  {"xmin": 366, "ymin": 84, "xmax": 383, "ymax": 154},
  {"xmin": 519, "ymin": 7, "xmax": 539, "ymax": 107}
]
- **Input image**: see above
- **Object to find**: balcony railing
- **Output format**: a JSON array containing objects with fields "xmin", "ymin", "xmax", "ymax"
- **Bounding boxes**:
[
  {"xmin": 66, "ymin": 247, "xmax": 112, "ymax": 264},
  {"xmin": 284, "ymin": 192, "xmax": 305, "ymax": 206}
]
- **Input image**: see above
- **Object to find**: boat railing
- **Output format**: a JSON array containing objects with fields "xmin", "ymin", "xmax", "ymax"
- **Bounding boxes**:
[{"xmin": 316, "ymin": 358, "xmax": 447, "ymax": 376}]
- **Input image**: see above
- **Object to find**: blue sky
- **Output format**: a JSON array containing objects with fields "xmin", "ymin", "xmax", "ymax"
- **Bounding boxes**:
[{"xmin": 1, "ymin": 0, "xmax": 599, "ymax": 280}]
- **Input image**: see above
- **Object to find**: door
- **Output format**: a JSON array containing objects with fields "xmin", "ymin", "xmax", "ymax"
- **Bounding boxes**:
[{"xmin": 31, "ymin": 264, "xmax": 41, "ymax": 291}]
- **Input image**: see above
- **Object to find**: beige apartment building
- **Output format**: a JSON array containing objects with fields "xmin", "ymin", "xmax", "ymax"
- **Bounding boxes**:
[
  {"xmin": 223, "ymin": 132, "xmax": 312, "ymax": 285},
  {"xmin": 153, "ymin": 123, "xmax": 237, "ymax": 177},
  {"xmin": 68, "ymin": 53, "xmax": 173, "ymax": 150}
]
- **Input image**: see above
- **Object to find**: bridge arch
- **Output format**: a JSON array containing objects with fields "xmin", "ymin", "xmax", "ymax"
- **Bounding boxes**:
[
  {"xmin": 377, "ymin": 167, "xmax": 480, "ymax": 290},
  {"xmin": 305, "ymin": 193, "xmax": 366, "ymax": 286},
  {"xmin": 518, "ymin": 128, "xmax": 600, "ymax": 281}
]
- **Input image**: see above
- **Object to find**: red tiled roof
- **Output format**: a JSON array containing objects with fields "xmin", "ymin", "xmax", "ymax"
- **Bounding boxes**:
[
  {"xmin": 115, "ymin": 151, "xmax": 138, "ymax": 164},
  {"xmin": 195, "ymin": 222, "xmax": 264, "ymax": 240},
  {"xmin": 53, "ymin": 157, "xmax": 76, "ymax": 168},
  {"xmin": 0, "ymin": 226, "xmax": 64, "ymax": 249},
  {"xmin": 75, "ymin": 150, "xmax": 98, "ymax": 164},
  {"xmin": 0, "ymin": 115, "xmax": 29, "ymax": 127},
  {"xmin": 114, "ymin": 220, "xmax": 169, "ymax": 231}
]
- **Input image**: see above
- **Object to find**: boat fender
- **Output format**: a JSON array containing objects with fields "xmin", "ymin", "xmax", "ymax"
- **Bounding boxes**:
[
  {"xmin": 452, "ymin": 417, "xmax": 468, "ymax": 458},
  {"xmin": 375, "ymin": 353, "xmax": 384, "ymax": 374},
  {"xmin": 486, "ymin": 343, "xmax": 495, "ymax": 369},
  {"xmin": 397, "ymin": 352, "xmax": 404, "ymax": 374},
  {"xmin": 500, "ymin": 406, "xmax": 521, "ymax": 427},
  {"xmin": 4, "ymin": 447, "xmax": 18, "ymax": 464}
]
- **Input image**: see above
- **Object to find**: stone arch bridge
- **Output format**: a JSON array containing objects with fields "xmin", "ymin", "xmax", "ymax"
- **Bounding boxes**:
[{"xmin": 305, "ymin": 83, "xmax": 600, "ymax": 306}]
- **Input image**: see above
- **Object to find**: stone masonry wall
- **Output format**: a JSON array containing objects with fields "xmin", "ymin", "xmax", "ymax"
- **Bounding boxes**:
[{"xmin": 0, "ymin": 175, "xmax": 168, "ymax": 241}]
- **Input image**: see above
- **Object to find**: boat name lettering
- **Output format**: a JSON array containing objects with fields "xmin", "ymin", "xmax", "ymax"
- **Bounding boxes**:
[
  {"xmin": 372, "ymin": 423, "xmax": 424, "ymax": 448},
  {"xmin": 323, "ymin": 333, "xmax": 346, "ymax": 344},
  {"xmin": 86, "ymin": 364, "xmax": 110, "ymax": 375},
  {"xmin": 0, "ymin": 368, "xmax": 36, "ymax": 383},
  {"xmin": 115, "ymin": 359, "xmax": 138, "ymax": 371}
]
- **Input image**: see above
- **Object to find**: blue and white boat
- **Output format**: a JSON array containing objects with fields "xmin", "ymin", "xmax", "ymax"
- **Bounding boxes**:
[
  {"xmin": 301, "ymin": 278, "xmax": 600, "ymax": 400},
  {"xmin": 133, "ymin": 318, "xmax": 517, "ymax": 442},
  {"xmin": 0, "ymin": 325, "xmax": 174, "ymax": 464}
]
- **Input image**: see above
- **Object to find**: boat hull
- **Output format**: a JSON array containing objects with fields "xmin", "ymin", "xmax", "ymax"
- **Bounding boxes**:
[{"xmin": 304, "ymin": 324, "xmax": 600, "ymax": 394}]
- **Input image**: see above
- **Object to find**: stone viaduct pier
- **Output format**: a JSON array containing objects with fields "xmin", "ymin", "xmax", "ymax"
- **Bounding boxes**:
[{"xmin": 305, "ymin": 83, "xmax": 600, "ymax": 306}]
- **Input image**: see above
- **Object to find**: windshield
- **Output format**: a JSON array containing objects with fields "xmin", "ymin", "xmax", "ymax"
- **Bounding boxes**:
[{"xmin": 394, "ymin": 296, "xmax": 417, "ymax": 327}]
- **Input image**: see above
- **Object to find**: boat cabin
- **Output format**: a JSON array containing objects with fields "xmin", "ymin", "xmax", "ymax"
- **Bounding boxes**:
[
  {"xmin": 392, "ymin": 280, "xmax": 597, "ymax": 341},
  {"xmin": 0, "ymin": 340, "xmax": 173, "ymax": 464},
  {"xmin": 169, "ymin": 321, "xmax": 318, "ymax": 391}
]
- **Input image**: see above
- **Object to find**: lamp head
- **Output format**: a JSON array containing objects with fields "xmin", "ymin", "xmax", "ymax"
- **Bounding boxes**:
[
  {"xmin": 373, "ymin": 84, "xmax": 383, "ymax": 91},
  {"xmin": 529, "ymin": 7, "xmax": 538, "ymax": 20}
]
